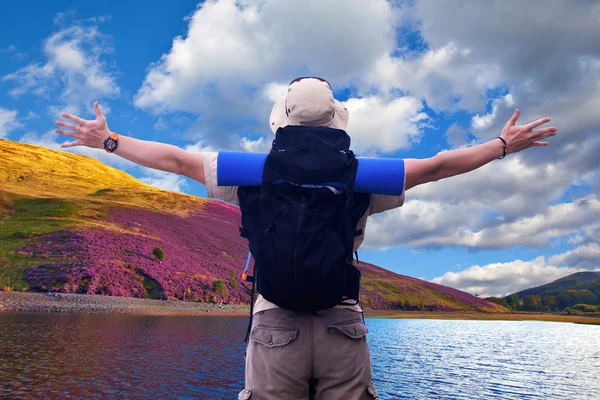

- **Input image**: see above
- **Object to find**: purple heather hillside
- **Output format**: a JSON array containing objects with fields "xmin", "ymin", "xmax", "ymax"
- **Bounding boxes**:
[
  {"xmin": 20, "ymin": 199, "xmax": 503, "ymax": 311},
  {"xmin": 23, "ymin": 202, "xmax": 253, "ymax": 303}
]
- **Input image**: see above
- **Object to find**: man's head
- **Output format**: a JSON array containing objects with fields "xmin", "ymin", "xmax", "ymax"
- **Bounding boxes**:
[{"xmin": 269, "ymin": 77, "xmax": 349, "ymax": 134}]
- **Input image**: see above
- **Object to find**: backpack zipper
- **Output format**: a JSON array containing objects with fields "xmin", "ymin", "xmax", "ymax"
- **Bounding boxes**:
[{"xmin": 293, "ymin": 196, "xmax": 307, "ymax": 282}]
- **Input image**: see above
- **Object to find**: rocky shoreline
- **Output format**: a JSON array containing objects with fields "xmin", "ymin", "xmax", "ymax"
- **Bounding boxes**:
[
  {"xmin": 2, "ymin": 292, "xmax": 599, "ymax": 325},
  {"xmin": 0, "ymin": 291, "xmax": 250, "ymax": 316}
]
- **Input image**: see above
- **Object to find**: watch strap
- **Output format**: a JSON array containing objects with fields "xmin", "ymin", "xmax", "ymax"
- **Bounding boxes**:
[{"xmin": 104, "ymin": 132, "xmax": 120, "ymax": 153}]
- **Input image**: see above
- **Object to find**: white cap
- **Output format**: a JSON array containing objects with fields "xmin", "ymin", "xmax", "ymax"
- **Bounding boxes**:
[{"xmin": 269, "ymin": 77, "xmax": 349, "ymax": 134}]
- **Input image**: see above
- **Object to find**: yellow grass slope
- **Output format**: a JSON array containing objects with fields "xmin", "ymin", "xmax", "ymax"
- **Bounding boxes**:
[{"xmin": 0, "ymin": 139, "xmax": 207, "ymax": 216}]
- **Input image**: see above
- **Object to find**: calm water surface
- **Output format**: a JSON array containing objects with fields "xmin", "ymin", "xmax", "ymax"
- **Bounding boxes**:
[{"xmin": 1, "ymin": 313, "xmax": 598, "ymax": 399}]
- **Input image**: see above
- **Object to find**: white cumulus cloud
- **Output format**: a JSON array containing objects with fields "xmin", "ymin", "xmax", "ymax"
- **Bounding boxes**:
[
  {"xmin": 132, "ymin": 0, "xmax": 418, "ymax": 154},
  {"xmin": 432, "ymin": 256, "xmax": 582, "ymax": 298},
  {"xmin": 344, "ymin": 96, "xmax": 428, "ymax": 154},
  {"xmin": 0, "ymin": 108, "xmax": 21, "ymax": 139},
  {"xmin": 363, "ymin": 195, "xmax": 600, "ymax": 250},
  {"xmin": 549, "ymin": 244, "xmax": 600, "ymax": 270},
  {"xmin": 138, "ymin": 168, "xmax": 188, "ymax": 193},
  {"xmin": 2, "ymin": 21, "xmax": 119, "ymax": 118}
]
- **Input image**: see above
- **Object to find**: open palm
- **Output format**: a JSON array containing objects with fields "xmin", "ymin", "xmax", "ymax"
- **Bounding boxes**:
[
  {"xmin": 55, "ymin": 102, "xmax": 111, "ymax": 149},
  {"xmin": 501, "ymin": 109, "xmax": 557, "ymax": 154}
]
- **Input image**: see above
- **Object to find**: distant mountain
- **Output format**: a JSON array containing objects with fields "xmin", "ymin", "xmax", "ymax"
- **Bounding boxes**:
[
  {"xmin": 513, "ymin": 272, "xmax": 600, "ymax": 298},
  {"xmin": 500, "ymin": 271, "xmax": 600, "ymax": 311},
  {"xmin": 0, "ymin": 139, "xmax": 506, "ymax": 312},
  {"xmin": 554, "ymin": 271, "xmax": 600, "ymax": 284}
]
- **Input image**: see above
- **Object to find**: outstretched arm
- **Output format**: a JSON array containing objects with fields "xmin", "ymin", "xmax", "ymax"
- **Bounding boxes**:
[
  {"xmin": 55, "ymin": 102, "xmax": 206, "ymax": 185},
  {"xmin": 404, "ymin": 109, "xmax": 557, "ymax": 191}
]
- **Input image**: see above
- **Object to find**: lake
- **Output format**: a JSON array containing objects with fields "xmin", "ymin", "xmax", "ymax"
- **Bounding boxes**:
[{"xmin": 1, "ymin": 313, "xmax": 598, "ymax": 399}]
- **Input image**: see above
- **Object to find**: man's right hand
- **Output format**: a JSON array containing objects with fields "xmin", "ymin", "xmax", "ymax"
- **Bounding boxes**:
[
  {"xmin": 55, "ymin": 102, "xmax": 111, "ymax": 150},
  {"xmin": 404, "ymin": 109, "xmax": 557, "ymax": 191},
  {"xmin": 500, "ymin": 109, "xmax": 557, "ymax": 154}
]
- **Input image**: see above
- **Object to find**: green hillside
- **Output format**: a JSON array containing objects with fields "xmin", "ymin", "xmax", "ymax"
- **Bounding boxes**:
[{"xmin": 500, "ymin": 271, "xmax": 600, "ymax": 312}]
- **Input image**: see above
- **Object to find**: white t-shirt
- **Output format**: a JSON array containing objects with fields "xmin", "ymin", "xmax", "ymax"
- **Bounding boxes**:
[{"xmin": 202, "ymin": 152, "xmax": 406, "ymax": 314}]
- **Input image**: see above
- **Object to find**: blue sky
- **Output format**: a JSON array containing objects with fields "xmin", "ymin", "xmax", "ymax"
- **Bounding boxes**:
[{"xmin": 1, "ymin": 0, "xmax": 599, "ymax": 297}]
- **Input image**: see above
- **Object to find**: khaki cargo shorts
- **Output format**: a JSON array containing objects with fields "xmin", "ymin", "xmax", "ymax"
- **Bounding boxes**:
[{"xmin": 238, "ymin": 307, "xmax": 379, "ymax": 400}]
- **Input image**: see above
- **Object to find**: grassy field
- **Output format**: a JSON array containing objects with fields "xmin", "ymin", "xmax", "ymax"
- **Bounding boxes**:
[
  {"xmin": 0, "ymin": 139, "xmax": 208, "ymax": 291},
  {"xmin": 366, "ymin": 310, "xmax": 600, "ymax": 325},
  {"xmin": 0, "ymin": 195, "xmax": 83, "ymax": 290}
]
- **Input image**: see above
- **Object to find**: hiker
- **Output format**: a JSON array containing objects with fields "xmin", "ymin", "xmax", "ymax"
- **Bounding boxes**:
[{"xmin": 55, "ymin": 77, "xmax": 557, "ymax": 400}]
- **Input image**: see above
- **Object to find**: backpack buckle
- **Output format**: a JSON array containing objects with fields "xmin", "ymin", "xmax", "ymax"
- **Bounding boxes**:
[{"xmin": 242, "ymin": 272, "xmax": 254, "ymax": 283}]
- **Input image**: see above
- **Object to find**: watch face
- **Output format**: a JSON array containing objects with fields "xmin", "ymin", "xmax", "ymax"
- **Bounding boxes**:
[{"xmin": 105, "ymin": 138, "xmax": 117, "ymax": 151}]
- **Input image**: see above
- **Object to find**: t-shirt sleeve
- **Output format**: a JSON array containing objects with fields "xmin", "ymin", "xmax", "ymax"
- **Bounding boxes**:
[
  {"xmin": 203, "ymin": 151, "xmax": 240, "ymax": 206},
  {"xmin": 368, "ymin": 193, "xmax": 405, "ymax": 214},
  {"xmin": 367, "ymin": 160, "xmax": 406, "ymax": 215}
]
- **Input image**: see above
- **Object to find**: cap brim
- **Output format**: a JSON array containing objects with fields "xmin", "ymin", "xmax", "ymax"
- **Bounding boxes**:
[{"xmin": 269, "ymin": 95, "xmax": 349, "ymax": 134}]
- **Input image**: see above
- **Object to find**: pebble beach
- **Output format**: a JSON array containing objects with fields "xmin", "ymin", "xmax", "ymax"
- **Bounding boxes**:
[{"xmin": 0, "ymin": 291, "xmax": 249, "ymax": 316}]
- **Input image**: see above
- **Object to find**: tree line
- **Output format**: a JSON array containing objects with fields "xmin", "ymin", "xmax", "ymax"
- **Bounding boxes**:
[{"xmin": 487, "ymin": 289, "xmax": 599, "ymax": 313}]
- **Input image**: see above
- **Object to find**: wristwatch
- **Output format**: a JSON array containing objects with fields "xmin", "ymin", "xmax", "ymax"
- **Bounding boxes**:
[{"xmin": 104, "ymin": 132, "xmax": 120, "ymax": 153}]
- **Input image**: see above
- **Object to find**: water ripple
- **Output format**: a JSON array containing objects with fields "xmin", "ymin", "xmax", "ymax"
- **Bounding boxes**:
[
  {"xmin": 368, "ymin": 319, "xmax": 600, "ymax": 400},
  {"xmin": 1, "ymin": 314, "xmax": 599, "ymax": 399}
]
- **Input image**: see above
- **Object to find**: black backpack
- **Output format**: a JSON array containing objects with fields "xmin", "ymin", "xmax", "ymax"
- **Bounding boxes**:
[{"xmin": 237, "ymin": 125, "xmax": 371, "ymax": 321}]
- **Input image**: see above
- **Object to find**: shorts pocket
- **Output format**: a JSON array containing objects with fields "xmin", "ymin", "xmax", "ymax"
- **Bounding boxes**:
[
  {"xmin": 251, "ymin": 326, "xmax": 299, "ymax": 348},
  {"xmin": 238, "ymin": 388, "xmax": 252, "ymax": 400},
  {"xmin": 328, "ymin": 321, "xmax": 368, "ymax": 339}
]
